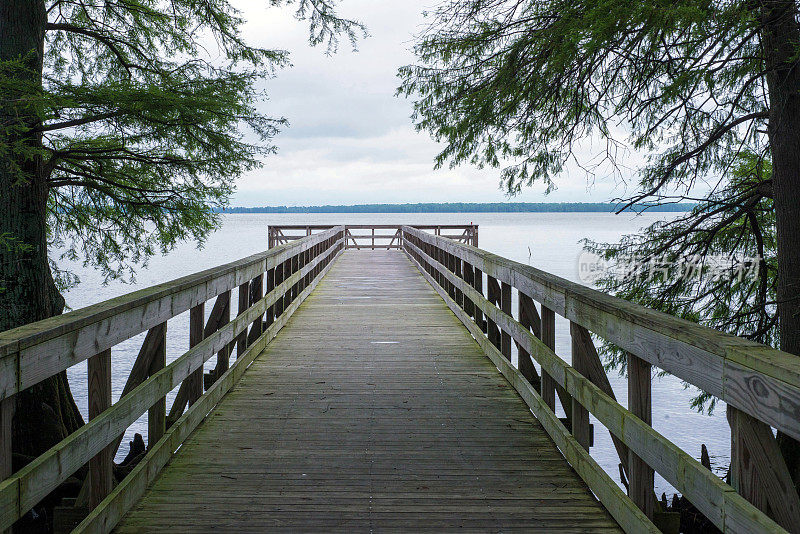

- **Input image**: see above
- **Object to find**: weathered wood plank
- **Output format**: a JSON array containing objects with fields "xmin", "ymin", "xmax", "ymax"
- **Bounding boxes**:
[
  {"xmin": 187, "ymin": 304, "xmax": 204, "ymax": 407},
  {"xmin": 147, "ymin": 324, "xmax": 167, "ymax": 449},
  {"xmin": 628, "ymin": 354, "xmax": 654, "ymax": 519},
  {"xmin": 88, "ymin": 349, "xmax": 112, "ymax": 508},
  {"xmin": 728, "ymin": 406, "xmax": 800, "ymax": 532},
  {"xmin": 570, "ymin": 323, "xmax": 591, "ymax": 452}
]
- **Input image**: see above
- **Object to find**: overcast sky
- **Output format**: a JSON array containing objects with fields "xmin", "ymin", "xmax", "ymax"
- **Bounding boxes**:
[{"xmin": 232, "ymin": 0, "xmax": 632, "ymax": 207}]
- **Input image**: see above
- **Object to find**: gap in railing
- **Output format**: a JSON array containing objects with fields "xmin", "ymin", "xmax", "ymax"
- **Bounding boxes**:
[{"xmin": 64, "ymin": 297, "xmax": 252, "ymax": 463}]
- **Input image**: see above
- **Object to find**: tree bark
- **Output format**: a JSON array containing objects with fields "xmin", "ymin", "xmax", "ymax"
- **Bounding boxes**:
[
  {"xmin": 762, "ymin": 0, "xmax": 800, "ymax": 491},
  {"xmin": 0, "ymin": 0, "xmax": 84, "ymax": 508}
]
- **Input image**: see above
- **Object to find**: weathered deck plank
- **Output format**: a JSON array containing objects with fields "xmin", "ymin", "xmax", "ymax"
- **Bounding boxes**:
[{"xmin": 116, "ymin": 250, "xmax": 620, "ymax": 532}]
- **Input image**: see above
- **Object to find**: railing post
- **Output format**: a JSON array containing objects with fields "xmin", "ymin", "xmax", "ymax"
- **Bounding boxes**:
[
  {"xmin": 282, "ymin": 258, "xmax": 291, "ymax": 312},
  {"xmin": 88, "ymin": 348, "xmax": 112, "ymax": 507},
  {"xmin": 188, "ymin": 303, "xmax": 204, "ymax": 406},
  {"xmin": 517, "ymin": 292, "xmax": 541, "ymax": 389},
  {"xmin": 728, "ymin": 405, "xmax": 800, "ymax": 531},
  {"xmin": 237, "ymin": 281, "xmax": 249, "ymax": 356},
  {"xmin": 266, "ymin": 267, "xmax": 276, "ymax": 328},
  {"xmin": 500, "ymin": 282, "xmax": 512, "ymax": 361},
  {"xmin": 570, "ymin": 321, "xmax": 591, "ymax": 451},
  {"xmin": 148, "ymin": 323, "xmax": 167, "ymax": 448},
  {"xmin": 628, "ymin": 353, "xmax": 654, "ymax": 519},
  {"xmin": 1, "ymin": 396, "xmax": 13, "ymax": 530},
  {"xmin": 474, "ymin": 266, "xmax": 484, "ymax": 332},
  {"xmin": 294, "ymin": 254, "xmax": 301, "ymax": 301},
  {"xmin": 216, "ymin": 290, "xmax": 231, "ymax": 376},
  {"xmin": 540, "ymin": 306, "xmax": 556, "ymax": 411},
  {"xmin": 463, "ymin": 261, "xmax": 475, "ymax": 318},
  {"xmin": 454, "ymin": 256, "xmax": 463, "ymax": 308},
  {"xmin": 251, "ymin": 274, "xmax": 264, "ymax": 340},
  {"xmin": 486, "ymin": 276, "xmax": 501, "ymax": 349},
  {"xmin": 275, "ymin": 260, "xmax": 285, "ymax": 318}
]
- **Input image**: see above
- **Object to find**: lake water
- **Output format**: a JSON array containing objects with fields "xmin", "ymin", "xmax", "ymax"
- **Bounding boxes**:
[{"xmin": 63, "ymin": 212, "xmax": 730, "ymax": 497}]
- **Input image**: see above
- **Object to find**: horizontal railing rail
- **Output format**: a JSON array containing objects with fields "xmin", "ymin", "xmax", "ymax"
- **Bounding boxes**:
[
  {"xmin": 0, "ymin": 227, "xmax": 345, "ymax": 532},
  {"xmin": 401, "ymin": 226, "xmax": 798, "ymax": 534},
  {"xmin": 268, "ymin": 224, "xmax": 478, "ymax": 249}
]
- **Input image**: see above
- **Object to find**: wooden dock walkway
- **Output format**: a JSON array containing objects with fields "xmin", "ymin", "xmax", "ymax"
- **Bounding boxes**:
[
  {"xmin": 115, "ymin": 251, "xmax": 620, "ymax": 532},
  {"xmin": 6, "ymin": 224, "xmax": 799, "ymax": 534}
]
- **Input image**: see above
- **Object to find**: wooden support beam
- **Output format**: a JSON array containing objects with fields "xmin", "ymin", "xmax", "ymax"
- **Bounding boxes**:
[
  {"xmin": 628, "ymin": 353, "xmax": 654, "ymax": 519},
  {"xmin": 571, "ymin": 323, "xmax": 632, "ymax": 475},
  {"xmin": 203, "ymin": 291, "xmax": 230, "ymax": 339},
  {"xmin": 148, "ymin": 323, "xmax": 167, "ymax": 448},
  {"xmin": 474, "ymin": 266, "xmax": 484, "ymax": 333},
  {"xmin": 274, "ymin": 262, "xmax": 285, "ymax": 318},
  {"xmin": 212, "ymin": 291, "xmax": 231, "ymax": 381},
  {"xmin": 463, "ymin": 261, "xmax": 475, "ymax": 318},
  {"xmin": 265, "ymin": 268, "xmax": 275, "ymax": 328},
  {"xmin": 454, "ymin": 256, "xmax": 463, "ymax": 308},
  {"xmin": 237, "ymin": 281, "xmax": 249, "ymax": 357},
  {"xmin": 728, "ymin": 405, "xmax": 800, "ymax": 533},
  {"xmin": 500, "ymin": 282, "xmax": 512, "ymax": 361},
  {"xmin": 282, "ymin": 258, "xmax": 291, "ymax": 314},
  {"xmin": 250, "ymin": 274, "xmax": 264, "ymax": 341},
  {"xmin": 1, "ymin": 396, "xmax": 13, "ymax": 512},
  {"xmin": 101, "ymin": 323, "xmax": 169, "ymax": 457},
  {"xmin": 88, "ymin": 349, "xmax": 112, "ymax": 508},
  {"xmin": 486, "ymin": 276, "xmax": 501, "ymax": 349},
  {"xmin": 188, "ymin": 304, "xmax": 204, "ymax": 407},
  {"xmin": 517, "ymin": 292, "xmax": 541, "ymax": 390},
  {"xmin": 570, "ymin": 323, "xmax": 591, "ymax": 451},
  {"xmin": 247, "ymin": 274, "xmax": 264, "ymax": 345},
  {"xmin": 540, "ymin": 306, "xmax": 557, "ymax": 412},
  {"xmin": 448, "ymin": 253, "xmax": 457, "ymax": 300}
]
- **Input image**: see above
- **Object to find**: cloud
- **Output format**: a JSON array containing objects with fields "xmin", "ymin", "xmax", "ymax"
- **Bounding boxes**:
[{"xmin": 231, "ymin": 0, "xmax": 629, "ymax": 207}]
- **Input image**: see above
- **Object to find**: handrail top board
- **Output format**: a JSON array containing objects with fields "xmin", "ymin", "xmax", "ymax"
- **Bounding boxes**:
[
  {"xmin": 270, "ymin": 224, "xmax": 477, "ymax": 230},
  {"xmin": 0, "ymin": 227, "xmax": 344, "ymax": 400},
  {"xmin": 401, "ymin": 226, "xmax": 800, "ymax": 440}
]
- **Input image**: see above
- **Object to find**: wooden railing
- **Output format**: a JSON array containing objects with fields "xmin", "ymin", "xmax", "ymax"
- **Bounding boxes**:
[
  {"xmin": 0, "ymin": 227, "xmax": 345, "ymax": 533},
  {"xmin": 401, "ymin": 226, "xmax": 800, "ymax": 534},
  {"xmin": 268, "ymin": 224, "xmax": 478, "ymax": 250}
]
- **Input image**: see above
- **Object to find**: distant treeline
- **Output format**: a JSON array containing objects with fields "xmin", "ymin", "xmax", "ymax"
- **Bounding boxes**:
[{"xmin": 217, "ymin": 202, "xmax": 695, "ymax": 213}]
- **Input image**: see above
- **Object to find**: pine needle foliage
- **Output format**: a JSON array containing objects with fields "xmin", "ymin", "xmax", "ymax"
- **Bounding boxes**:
[
  {"xmin": 3, "ymin": 0, "xmax": 364, "ymax": 288},
  {"xmin": 399, "ymin": 0, "xmax": 784, "ymax": 412}
]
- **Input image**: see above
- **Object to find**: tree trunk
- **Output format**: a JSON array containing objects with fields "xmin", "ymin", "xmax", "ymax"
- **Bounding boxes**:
[
  {"xmin": 762, "ymin": 0, "xmax": 800, "ymax": 491},
  {"xmin": 0, "ymin": 0, "xmax": 85, "ymax": 527}
]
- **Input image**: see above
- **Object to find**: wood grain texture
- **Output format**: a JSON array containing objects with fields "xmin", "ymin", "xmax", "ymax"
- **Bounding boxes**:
[
  {"xmin": 147, "ymin": 324, "xmax": 167, "ymax": 449},
  {"xmin": 728, "ymin": 406, "xmax": 800, "ymax": 532},
  {"xmin": 628, "ymin": 354, "xmax": 654, "ymax": 519},
  {"xmin": 88, "ymin": 349, "xmax": 112, "ymax": 508},
  {"xmin": 115, "ymin": 250, "xmax": 621, "ymax": 533}
]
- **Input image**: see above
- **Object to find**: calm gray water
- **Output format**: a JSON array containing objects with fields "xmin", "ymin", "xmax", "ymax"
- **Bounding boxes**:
[{"xmin": 63, "ymin": 212, "xmax": 730, "ymax": 496}]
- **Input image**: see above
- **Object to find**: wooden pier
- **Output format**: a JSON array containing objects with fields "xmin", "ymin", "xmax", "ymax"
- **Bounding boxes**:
[
  {"xmin": 116, "ymin": 251, "xmax": 619, "ymax": 532},
  {"xmin": 1, "ymin": 224, "xmax": 800, "ymax": 533}
]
